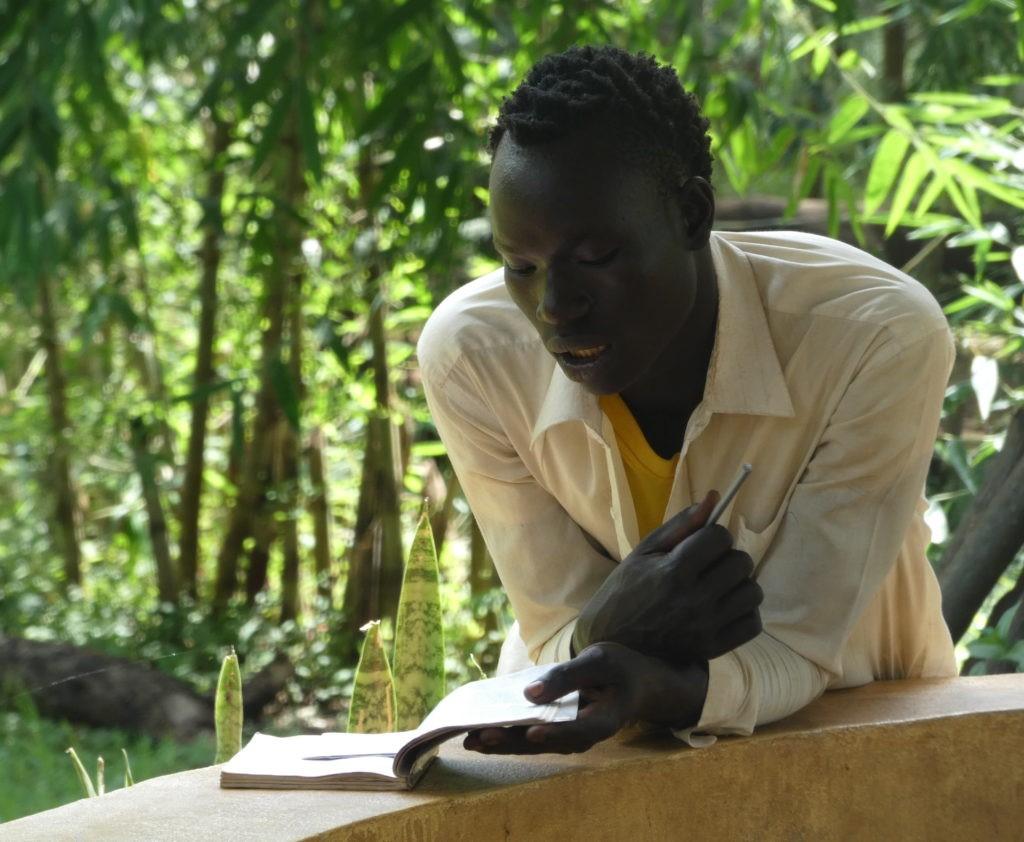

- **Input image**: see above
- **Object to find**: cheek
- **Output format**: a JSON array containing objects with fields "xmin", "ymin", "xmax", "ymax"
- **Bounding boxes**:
[{"xmin": 504, "ymin": 281, "xmax": 539, "ymax": 325}]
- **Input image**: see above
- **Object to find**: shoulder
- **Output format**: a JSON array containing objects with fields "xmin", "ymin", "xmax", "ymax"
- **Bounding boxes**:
[
  {"xmin": 417, "ymin": 269, "xmax": 542, "ymax": 387},
  {"xmin": 714, "ymin": 230, "xmax": 949, "ymax": 352}
]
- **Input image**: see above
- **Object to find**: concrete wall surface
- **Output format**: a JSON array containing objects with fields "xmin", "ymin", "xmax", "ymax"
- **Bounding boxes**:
[{"xmin": 5, "ymin": 674, "xmax": 1023, "ymax": 841}]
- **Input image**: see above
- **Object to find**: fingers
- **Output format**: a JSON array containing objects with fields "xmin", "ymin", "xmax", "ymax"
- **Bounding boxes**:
[
  {"xmin": 706, "ymin": 612, "xmax": 764, "ymax": 660},
  {"xmin": 466, "ymin": 694, "xmax": 624, "ymax": 755},
  {"xmin": 525, "ymin": 644, "xmax": 620, "ymax": 705},
  {"xmin": 715, "ymin": 578, "xmax": 764, "ymax": 624},
  {"xmin": 635, "ymin": 490, "xmax": 719, "ymax": 553},
  {"xmin": 665, "ymin": 523, "xmax": 735, "ymax": 582},
  {"xmin": 696, "ymin": 549, "xmax": 754, "ymax": 595}
]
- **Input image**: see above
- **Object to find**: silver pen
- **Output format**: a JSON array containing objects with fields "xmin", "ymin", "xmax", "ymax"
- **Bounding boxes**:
[{"xmin": 707, "ymin": 463, "xmax": 752, "ymax": 525}]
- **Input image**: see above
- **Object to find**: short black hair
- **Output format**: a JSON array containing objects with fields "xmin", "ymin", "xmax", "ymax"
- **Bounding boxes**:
[{"xmin": 488, "ymin": 45, "xmax": 713, "ymax": 186}]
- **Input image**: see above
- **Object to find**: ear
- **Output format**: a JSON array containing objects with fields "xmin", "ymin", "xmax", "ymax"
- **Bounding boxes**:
[{"xmin": 677, "ymin": 176, "xmax": 715, "ymax": 249}]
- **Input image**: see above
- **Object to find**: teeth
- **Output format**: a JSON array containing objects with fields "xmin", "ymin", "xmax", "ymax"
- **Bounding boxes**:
[{"xmin": 567, "ymin": 345, "xmax": 607, "ymax": 359}]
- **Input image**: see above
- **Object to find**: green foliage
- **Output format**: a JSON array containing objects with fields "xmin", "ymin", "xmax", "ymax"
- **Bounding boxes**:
[
  {"xmin": 0, "ymin": 696, "xmax": 214, "ymax": 824},
  {"xmin": 966, "ymin": 604, "xmax": 1024, "ymax": 672},
  {"xmin": 346, "ymin": 621, "xmax": 396, "ymax": 734},
  {"xmin": 393, "ymin": 510, "xmax": 446, "ymax": 730},
  {"xmin": 0, "ymin": 0, "xmax": 1023, "ymax": 819}
]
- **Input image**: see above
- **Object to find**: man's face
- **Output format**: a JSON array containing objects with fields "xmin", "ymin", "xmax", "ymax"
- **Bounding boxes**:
[{"xmin": 488, "ymin": 132, "xmax": 707, "ymax": 396}]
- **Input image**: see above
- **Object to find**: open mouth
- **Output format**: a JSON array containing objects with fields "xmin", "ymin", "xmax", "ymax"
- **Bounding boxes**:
[{"xmin": 557, "ymin": 344, "xmax": 611, "ymax": 368}]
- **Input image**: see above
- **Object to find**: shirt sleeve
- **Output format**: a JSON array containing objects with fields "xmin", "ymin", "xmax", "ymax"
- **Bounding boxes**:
[
  {"xmin": 418, "ymin": 347, "xmax": 618, "ymax": 665},
  {"xmin": 686, "ymin": 323, "xmax": 955, "ymax": 738}
]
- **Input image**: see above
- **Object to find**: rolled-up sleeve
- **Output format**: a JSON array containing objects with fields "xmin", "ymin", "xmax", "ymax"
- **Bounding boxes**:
[
  {"xmin": 418, "ymin": 341, "xmax": 617, "ymax": 665},
  {"xmin": 690, "ymin": 324, "xmax": 954, "ymax": 736}
]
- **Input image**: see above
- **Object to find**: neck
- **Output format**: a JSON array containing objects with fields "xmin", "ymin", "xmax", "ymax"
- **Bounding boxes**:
[{"xmin": 620, "ymin": 245, "xmax": 719, "ymax": 418}]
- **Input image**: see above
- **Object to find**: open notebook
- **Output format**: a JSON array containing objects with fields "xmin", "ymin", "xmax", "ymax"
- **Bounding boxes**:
[{"xmin": 220, "ymin": 664, "xmax": 579, "ymax": 791}]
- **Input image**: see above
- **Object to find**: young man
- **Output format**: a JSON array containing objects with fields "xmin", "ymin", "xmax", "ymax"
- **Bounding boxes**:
[{"xmin": 417, "ymin": 45, "xmax": 956, "ymax": 755}]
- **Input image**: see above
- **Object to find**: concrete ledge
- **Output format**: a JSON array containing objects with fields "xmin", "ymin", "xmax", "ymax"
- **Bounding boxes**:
[{"xmin": 6, "ymin": 675, "xmax": 1024, "ymax": 841}]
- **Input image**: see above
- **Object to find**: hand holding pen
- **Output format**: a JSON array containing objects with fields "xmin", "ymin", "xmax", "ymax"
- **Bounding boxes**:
[{"xmin": 571, "ymin": 463, "xmax": 762, "ymax": 665}]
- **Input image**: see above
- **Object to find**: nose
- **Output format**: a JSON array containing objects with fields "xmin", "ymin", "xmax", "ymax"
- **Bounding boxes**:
[{"xmin": 536, "ymin": 265, "xmax": 591, "ymax": 325}]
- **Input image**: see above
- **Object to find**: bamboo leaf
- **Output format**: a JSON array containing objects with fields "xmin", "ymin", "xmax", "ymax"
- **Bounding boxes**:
[
  {"xmin": 942, "ymin": 175, "xmax": 982, "ymax": 230},
  {"xmin": 347, "ymin": 620, "xmax": 397, "ymax": 733},
  {"xmin": 962, "ymin": 282, "xmax": 1015, "ymax": 312},
  {"xmin": 393, "ymin": 511, "xmax": 446, "ymax": 731},
  {"xmin": 839, "ymin": 15, "xmax": 890, "ymax": 35},
  {"xmin": 914, "ymin": 172, "xmax": 947, "ymax": 218},
  {"xmin": 66, "ymin": 748, "xmax": 98, "ymax": 798},
  {"xmin": 885, "ymin": 150, "xmax": 929, "ymax": 235},
  {"xmin": 864, "ymin": 130, "xmax": 910, "ymax": 215},
  {"xmin": 812, "ymin": 44, "xmax": 830, "ymax": 77},
  {"xmin": 828, "ymin": 96, "xmax": 870, "ymax": 144},
  {"xmin": 214, "ymin": 648, "xmax": 243, "ymax": 764}
]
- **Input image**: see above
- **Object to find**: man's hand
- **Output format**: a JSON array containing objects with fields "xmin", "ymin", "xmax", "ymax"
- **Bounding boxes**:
[
  {"xmin": 572, "ymin": 492, "xmax": 763, "ymax": 664},
  {"xmin": 464, "ymin": 643, "xmax": 709, "ymax": 755}
]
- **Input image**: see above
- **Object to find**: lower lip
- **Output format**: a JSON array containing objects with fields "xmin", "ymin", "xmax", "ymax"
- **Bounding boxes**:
[{"xmin": 556, "ymin": 345, "xmax": 612, "ymax": 375}]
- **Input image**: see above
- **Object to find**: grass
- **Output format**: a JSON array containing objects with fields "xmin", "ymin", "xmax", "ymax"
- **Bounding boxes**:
[{"xmin": 0, "ymin": 695, "xmax": 216, "ymax": 825}]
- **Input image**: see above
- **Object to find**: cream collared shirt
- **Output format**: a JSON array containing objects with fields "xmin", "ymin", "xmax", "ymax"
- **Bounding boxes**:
[{"xmin": 417, "ymin": 230, "xmax": 956, "ymax": 736}]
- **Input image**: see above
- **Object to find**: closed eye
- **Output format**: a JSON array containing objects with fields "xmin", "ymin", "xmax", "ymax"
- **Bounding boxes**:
[
  {"xmin": 503, "ymin": 263, "xmax": 535, "ymax": 276},
  {"xmin": 579, "ymin": 248, "xmax": 619, "ymax": 267}
]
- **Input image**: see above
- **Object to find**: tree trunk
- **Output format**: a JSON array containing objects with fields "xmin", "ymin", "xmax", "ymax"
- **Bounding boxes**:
[
  {"xmin": 469, "ymin": 513, "xmax": 496, "ymax": 598},
  {"xmin": 37, "ymin": 271, "xmax": 82, "ymax": 587},
  {"xmin": 126, "ymin": 264, "xmax": 176, "ymax": 468},
  {"xmin": 128, "ymin": 417, "xmax": 178, "ymax": 603},
  {"xmin": 470, "ymin": 513, "xmax": 498, "ymax": 636},
  {"xmin": 278, "ymin": 205, "xmax": 306, "ymax": 623},
  {"xmin": 341, "ymin": 288, "xmax": 405, "ymax": 637},
  {"xmin": 306, "ymin": 426, "xmax": 333, "ymax": 600},
  {"xmin": 424, "ymin": 459, "xmax": 457, "ymax": 563},
  {"xmin": 214, "ymin": 106, "xmax": 304, "ymax": 609},
  {"xmin": 178, "ymin": 117, "xmax": 230, "ymax": 598},
  {"xmin": 938, "ymin": 409, "xmax": 1024, "ymax": 642},
  {"xmin": 882, "ymin": 18, "xmax": 907, "ymax": 103}
]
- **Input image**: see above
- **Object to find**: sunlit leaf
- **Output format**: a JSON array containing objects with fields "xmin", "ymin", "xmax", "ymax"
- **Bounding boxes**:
[
  {"xmin": 839, "ymin": 15, "xmax": 890, "ymax": 35},
  {"xmin": 962, "ymin": 282, "xmax": 1015, "ymax": 312},
  {"xmin": 970, "ymin": 354, "xmax": 999, "ymax": 421},
  {"xmin": 827, "ymin": 95, "xmax": 870, "ymax": 144},
  {"xmin": 924, "ymin": 498, "xmax": 949, "ymax": 545},
  {"xmin": 864, "ymin": 130, "xmax": 910, "ymax": 216},
  {"xmin": 1011, "ymin": 246, "xmax": 1024, "ymax": 283},
  {"xmin": 885, "ymin": 150, "xmax": 928, "ymax": 235}
]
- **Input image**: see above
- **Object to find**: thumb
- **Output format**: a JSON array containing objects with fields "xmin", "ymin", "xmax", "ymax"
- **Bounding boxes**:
[
  {"xmin": 635, "ymin": 490, "xmax": 720, "ymax": 553},
  {"xmin": 524, "ymin": 646, "xmax": 616, "ymax": 704}
]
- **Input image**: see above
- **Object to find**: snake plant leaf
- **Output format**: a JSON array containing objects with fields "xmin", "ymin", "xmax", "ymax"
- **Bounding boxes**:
[
  {"xmin": 347, "ymin": 620, "xmax": 397, "ymax": 733},
  {"xmin": 66, "ymin": 747, "xmax": 97, "ymax": 798},
  {"xmin": 122, "ymin": 748, "xmax": 135, "ymax": 788},
  {"xmin": 393, "ymin": 511, "xmax": 446, "ymax": 730},
  {"xmin": 214, "ymin": 648, "xmax": 243, "ymax": 763}
]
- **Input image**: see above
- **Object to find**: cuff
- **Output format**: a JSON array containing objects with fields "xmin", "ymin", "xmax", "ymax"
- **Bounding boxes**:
[
  {"xmin": 534, "ymin": 618, "xmax": 577, "ymax": 665},
  {"xmin": 670, "ymin": 651, "xmax": 753, "ymax": 747}
]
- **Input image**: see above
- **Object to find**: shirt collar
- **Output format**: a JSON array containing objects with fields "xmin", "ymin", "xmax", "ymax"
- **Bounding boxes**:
[{"xmin": 530, "ymin": 231, "xmax": 794, "ymax": 448}]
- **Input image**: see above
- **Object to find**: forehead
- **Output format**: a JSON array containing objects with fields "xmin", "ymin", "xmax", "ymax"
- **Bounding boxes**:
[{"xmin": 488, "ymin": 134, "xmax": 662, "ymax": 242}]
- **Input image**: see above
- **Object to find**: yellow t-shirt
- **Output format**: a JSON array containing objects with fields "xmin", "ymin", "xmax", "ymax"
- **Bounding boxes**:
[{"xmin": 599, "ymin": 393, "xmax": 679, "ymax": 540}]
